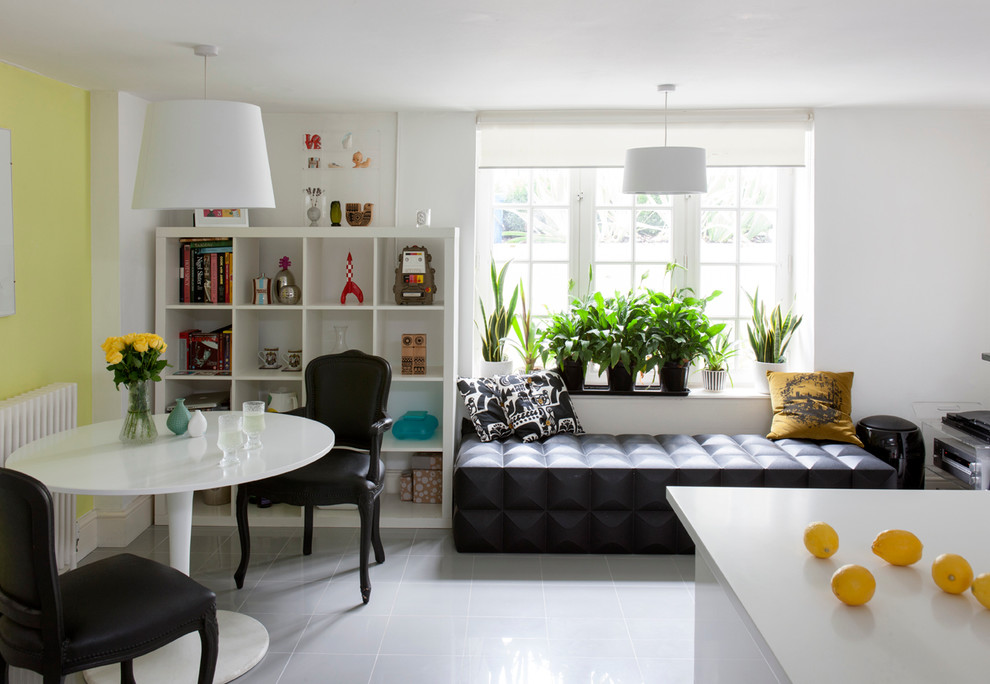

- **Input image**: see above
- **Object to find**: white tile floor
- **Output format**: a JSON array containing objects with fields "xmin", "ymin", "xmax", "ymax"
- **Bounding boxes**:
[{"xmin": 70, "ymin": 526, "xmax": 697, "ymax": 683}]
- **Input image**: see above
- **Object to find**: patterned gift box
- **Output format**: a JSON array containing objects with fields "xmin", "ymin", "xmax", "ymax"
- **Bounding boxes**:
[
  {"xmin": 413, "ymin": 468, "xmax": 442, "ymax": 503},
  {"xmin": 399, "ymin": 470, "xmax": 413, "ymax": 502},
  {"xmin": 411, "ymin": 452, "xmax": 442, "ymax": 470}
]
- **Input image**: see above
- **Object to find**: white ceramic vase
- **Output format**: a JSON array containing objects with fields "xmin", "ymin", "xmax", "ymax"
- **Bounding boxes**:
[
  {"xmin": 702, "ymin": 369, "xmax": 728, "ymax": 392},
  {"xmin": 753, "ymin": 361, "xmax": 786, "ymax": 394},
  {"xmin": 187, "ymin": 409, "xmax": 208, "ymax": 437},
  {"xmin": 479, "ymin": 359, "xmax": 514, "ymax": 377}
]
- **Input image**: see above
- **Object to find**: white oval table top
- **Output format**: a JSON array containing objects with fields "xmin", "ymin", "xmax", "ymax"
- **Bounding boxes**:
[{"xmin": 6, "ymin": 411, "xmax": 334, "ymax": 496}]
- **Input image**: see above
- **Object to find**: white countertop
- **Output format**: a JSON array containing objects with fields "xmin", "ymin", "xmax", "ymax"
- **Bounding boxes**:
[
  {"xmin": 6, "ymin": 411, "xmax": 334, "ymax": 495},
  {"xmin": 667, "ymin": 486, "xmax": 990, "ymax": 684}
]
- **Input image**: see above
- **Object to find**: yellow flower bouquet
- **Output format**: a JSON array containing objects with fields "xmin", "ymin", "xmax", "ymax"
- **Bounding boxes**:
[{"xmin": 101, "ymin": 333, "xmax": 169, "ymax": 388}]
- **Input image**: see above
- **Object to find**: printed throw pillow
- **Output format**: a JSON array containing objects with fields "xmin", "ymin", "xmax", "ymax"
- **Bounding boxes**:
[
  {"xmin": 766, "ymin": 371, "xmax": 864, "ymax": 446},
  {"xmin": 490, "ymin": 370, "xmax": 583, "ymax": 443},
  {"xmin": 457, "ymin": 376, "xmax": 512, "ymax": 442}
]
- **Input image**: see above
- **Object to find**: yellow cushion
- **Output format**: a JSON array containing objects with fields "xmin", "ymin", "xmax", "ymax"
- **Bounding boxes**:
[{"xmin": 766, "ymin": 371, "xmax": 863, "ymax": 446}]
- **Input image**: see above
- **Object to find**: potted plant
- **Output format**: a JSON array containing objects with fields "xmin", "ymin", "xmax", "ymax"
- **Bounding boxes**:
[
  {"xmin": 507, "ymin": 281, "xmax": 541, "ymax": 373},
  {"xmin": 643, "ymin": 289, "xmax": 725, "ymax": 394},
  {"xmin": 746, "ymin": 288, "xmax": 803, "ymax": 393},
  {"xmin": 477, "ymin": 259, "xmax": 519, "ymax": 376},
  {"xmin": 586, "ymin": 289, "xmax": 651, "ymax": 392},
  {"xmin": 701, "ymin": 332, "xmax": 737, "ymax": 392},
  {"xmin": 538, "ymin": 307, "xmax": 593, "ymax": 392}
]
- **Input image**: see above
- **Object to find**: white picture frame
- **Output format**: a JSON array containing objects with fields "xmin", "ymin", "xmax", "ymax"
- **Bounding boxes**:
[
  {"xmin": 0, "ymin": 128, "xmax": 14, "ymax": 317},
  {"xmin": 193, "ymin": 208, "xmax": 249, "ymax": 227}
]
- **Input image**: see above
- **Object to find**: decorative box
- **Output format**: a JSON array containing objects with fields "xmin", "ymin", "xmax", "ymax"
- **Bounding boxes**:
[
  {"xmin": 413, "ymin": 468, "xmax": 442, "ymax": 504},
  {"xmin": 400, "ymin": 470, "xmax": 413, "ymax": 502},
  {"xmin": 393, "ymin": 411, "xmax": 439, "ymax": 440},
  {"xmin": 411, "ymin": 452, "xmax": 442, "ymax": 470}
]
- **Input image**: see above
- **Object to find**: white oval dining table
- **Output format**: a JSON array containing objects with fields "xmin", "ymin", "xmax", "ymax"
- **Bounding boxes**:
[{"xmin": 7, "ymin": 410, "xmax": 334, "ymax": 684}]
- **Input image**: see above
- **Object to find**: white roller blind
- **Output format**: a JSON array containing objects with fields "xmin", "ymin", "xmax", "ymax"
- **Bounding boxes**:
[{"xmin": 477, "ymin": 110, "xmax": 812, "ymax": 168}]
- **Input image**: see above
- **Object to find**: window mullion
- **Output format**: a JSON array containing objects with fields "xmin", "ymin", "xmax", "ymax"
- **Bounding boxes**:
[
  {"xmin": 678, "ymin": 194, "xmax": 701, "ymax": 294},
  {"xmin": 574, "ymin": 168, "xmax": 595, "ymax": 297}
]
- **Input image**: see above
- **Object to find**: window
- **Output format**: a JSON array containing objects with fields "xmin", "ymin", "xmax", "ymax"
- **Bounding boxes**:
[{"xmin": 477, "ymin": 165, "xmax": 806, "ymax": 385}]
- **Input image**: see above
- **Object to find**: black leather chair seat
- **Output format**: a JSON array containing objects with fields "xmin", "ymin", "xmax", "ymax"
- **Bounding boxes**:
[
  {"xmin": 250, "ymin": 451, "xmax": 386, "ymax": 503},
  {"xmin": 453, "ymin": 432, "xmax": 897, "ymax": 554},
  {"xmin": 60, "ymin": 554, "xmax": 216, "ymax": 668}
]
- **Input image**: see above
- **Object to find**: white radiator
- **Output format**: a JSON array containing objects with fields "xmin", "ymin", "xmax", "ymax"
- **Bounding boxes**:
[{"xmin": 0, "ymin": 382, "xmax": 78, "ymax": 573}]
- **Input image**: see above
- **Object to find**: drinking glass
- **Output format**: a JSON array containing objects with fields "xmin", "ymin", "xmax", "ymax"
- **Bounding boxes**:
[
  {"xmin": 217, "ymin": 414, "xmax": 245, "ymax": 467},
  {"xmin": 242, "ymin": 401, "xmax": 267, "ymax": 449}
]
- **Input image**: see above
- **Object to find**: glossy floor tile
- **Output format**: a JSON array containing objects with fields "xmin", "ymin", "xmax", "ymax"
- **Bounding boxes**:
[{"xmin": 44, "ymin": 526, "xmax": 699, "ymax": 683}]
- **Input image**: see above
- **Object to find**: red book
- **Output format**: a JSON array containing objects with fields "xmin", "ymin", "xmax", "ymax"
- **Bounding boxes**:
[{"xmin": 182, "ymin": 243, "xmax": 192, "ymax": 303}]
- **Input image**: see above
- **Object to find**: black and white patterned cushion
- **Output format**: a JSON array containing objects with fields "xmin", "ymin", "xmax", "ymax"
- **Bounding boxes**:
[
  {"xmin": 489, "ymin": 370, "xmax": 583, "ymax": 443},
  {"xmin": 457, "ymin": 376, "xmax": 513, "ymax": 442}
]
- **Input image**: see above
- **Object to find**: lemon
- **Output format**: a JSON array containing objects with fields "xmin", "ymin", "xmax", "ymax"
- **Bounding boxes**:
[
  {"xmin": 831, "ymin": 564, "xmax": 876, "ymax": 606},
  {"xmin": 932, "ymin": 553, "xmax": 973, "ymax": 594},
  {"xmin": 803, "ymin": 521, "xmax": 839, "ymax": 559},
  {"xmin": 971, "ymin": 573, "xmax": 990, "ymax": 609},
  {"xmin": 871, "ymin": 529, "xmax": 923, "ymax": 566}
]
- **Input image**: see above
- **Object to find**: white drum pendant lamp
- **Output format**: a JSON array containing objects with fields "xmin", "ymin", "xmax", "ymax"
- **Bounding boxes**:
[
  {"xmin": 132, "ymin": 45, "xmax": 275, "ymax": 210},
  {"xmin": 622, "ymin": 84, "xmax": 707, "ymax": 195}
]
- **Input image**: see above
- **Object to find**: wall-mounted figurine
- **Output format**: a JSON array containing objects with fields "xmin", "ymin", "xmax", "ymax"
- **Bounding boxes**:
[
  {"xmin": 305, "ymin": 133, "xmax": 322, "ymax": 150},
  {"xmin": 305, "ymin": 187, "xmax": 323, "ymax": 226},
  {"xmin": 342, "ymin": 132, "xmax": 353, "ymax": 149},
  {"xmin": 340, "ymin": 252, "xmax": 364, "ymax": 304},
  {"xmin": 327, "ymin": 161, "xmax": 342, "ymax": 168},
  {"xmin": 393, "ymin": 246, "xmax": 436, "ymax": 305},
  {"xmin": 352, "ymin": 151, "xmax": 371, "ymax": 168},
  {"xmin": 307, "ymin": 157, "xmax": 320, "ymax": 168},
  {"xmin": 275, "ymin": 256, "xmax": 301, "ymax": 305},
  {"xmin": 345, "ymin": 202, "xmax": 374, "ymax": 226}
]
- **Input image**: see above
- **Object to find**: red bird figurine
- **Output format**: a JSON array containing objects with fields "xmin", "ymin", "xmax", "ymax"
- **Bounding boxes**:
[{"xmin": 340, "ymin": 252, "xmax": 364, "ymax": 304}]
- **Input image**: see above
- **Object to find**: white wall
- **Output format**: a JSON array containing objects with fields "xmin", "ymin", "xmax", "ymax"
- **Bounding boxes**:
[
  {"xmin": 814, "ymin": 108, "xmax": 990, "ymax": 423},
  {"xmin": 395, "ymin": 112, "xmax": 477, "ymax": 377}
]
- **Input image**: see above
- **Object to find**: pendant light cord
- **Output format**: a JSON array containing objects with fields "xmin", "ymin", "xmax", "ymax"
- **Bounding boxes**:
[
  {"xmin": 203, "ymin": 54, "xmax": 208, "ymax": 99},
  {"xmin": 664, "ymin": 90, "xmax": 668, "ymax": 147}
]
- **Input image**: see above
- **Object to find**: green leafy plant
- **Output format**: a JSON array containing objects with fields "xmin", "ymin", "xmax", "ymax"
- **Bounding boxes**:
[
  {"xmin": 478, "ymin": 260, "xmax": 519, "ymax": 363},
  {"xmin": 508, "ymin": 281, "xmax": 541, "ymax": 372},
  {"xmin": 746, "ymin": 288, "xmax": 803, "ymax": 363},
  {"xmin": 538, "ymin": 271, "xmax": 595, "ymax": 370},
  {"xmin": 702, "ymin": 332, "xmax": 738, "ymax": 372},
  {"xmin": 586, "ymin": 288, "xmax": 651, "ymax": 376},
  {"xmin": 643, "ymin": 289, "xmax": 725, "ymax": 371}
]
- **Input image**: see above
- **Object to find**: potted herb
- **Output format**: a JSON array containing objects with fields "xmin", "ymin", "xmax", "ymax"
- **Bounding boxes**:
[
  {"xmin": 643, "ymin": 289, "xmax": 724, "ymax": 394},
  {"xmin": 586, "ymin": 289, "xmax": 651, "ymax": 392},
  {"xmin": 701, "ymin": 332, "xmax": 737, "ymax": 392},
  {"xmin": 746, "ymin": 288, "xmax": 803, "ymax": 393},
  {"xmin": 477, "ymin": 260, "xmax": 519, "ymax": 376}
]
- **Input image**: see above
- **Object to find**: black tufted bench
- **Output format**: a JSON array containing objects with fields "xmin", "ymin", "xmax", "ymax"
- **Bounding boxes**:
[{"xmin": 453, "ymin": 432, "xmax": 897, "ymax": 554}]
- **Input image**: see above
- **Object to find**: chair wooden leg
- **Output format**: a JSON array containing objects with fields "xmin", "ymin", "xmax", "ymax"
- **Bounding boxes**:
[
  {"xmin": 303, "ymin": 504, "xmax": 314, "ymax": 556},
  {"xmin": 234, "ymin": 485, "xmax": 251, "ymax": 589},
  {"xmin": 197, "ymin": 605, "xmax": 220, "ymax": 684},
  {"xmin": 358, "ymin": 498, "xmax": 373, "ymax": 603},
  {"xmin": 372, "ymin": 496, "xmax": 385, "ymax": 564},
  {"xmin": 119, "ymin": 660, "xmax": 136, "ymax": 684}
]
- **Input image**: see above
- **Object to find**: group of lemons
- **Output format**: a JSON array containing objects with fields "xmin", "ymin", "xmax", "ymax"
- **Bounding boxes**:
[{"xmin": 803, "ymin": 521, "xmax": 990, "ymax": 607}]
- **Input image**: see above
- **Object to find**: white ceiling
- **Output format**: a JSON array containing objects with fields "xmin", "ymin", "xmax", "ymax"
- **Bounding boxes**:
[{"xmin": 2, "ymin": 0, "xmax": 989, "ymax": 112}]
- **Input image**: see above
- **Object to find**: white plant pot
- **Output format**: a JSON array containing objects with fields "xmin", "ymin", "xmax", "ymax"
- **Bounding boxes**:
[
  {"xmin": 702, "ymin": 369, "xmax": 728, "ymax": 392},
  {"xmin": 753, "ymin": 361, "xmax": 787, "ymax": 394},
  {"xmin": 479, "ymin": 359, "xmax": 514, "ymax": 377}
]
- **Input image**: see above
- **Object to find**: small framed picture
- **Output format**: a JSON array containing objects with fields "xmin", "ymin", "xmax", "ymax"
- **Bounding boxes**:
[{"xmin": 193, "ymin": 208, "xmax": 249, "ymax": 227}]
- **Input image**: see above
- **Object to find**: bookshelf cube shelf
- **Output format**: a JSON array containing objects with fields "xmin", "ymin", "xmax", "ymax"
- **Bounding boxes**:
[{"xmin": 154, "ymin": 226, "xmax": 459, "ymax": 529}]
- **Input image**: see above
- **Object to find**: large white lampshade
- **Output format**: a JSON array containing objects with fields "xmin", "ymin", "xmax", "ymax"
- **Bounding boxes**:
[
  {"xmin": 622, "ymin": 146, "xmax": 708, "ymax": 195},
  {"xmin": 132, "ymin": 99, "xmax": 275, "ymax": 209}
]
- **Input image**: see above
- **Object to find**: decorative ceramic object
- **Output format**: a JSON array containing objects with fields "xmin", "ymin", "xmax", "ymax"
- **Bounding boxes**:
[
  {"xmin": 305, "ymin": 187, "xmax": 323, "ymax": 226},
  {"xmin": 166, "ymin": 397, "xmax": 191, "ymax": 435},
  {"xmin": 252, "ymin": 274, "xmax": 272, "ymax": 305},
  {"xmin": 352, "ymin": 151, "xmax": 371, "ymax": 167},
  {"xmin": 258, "ymin": 347, "xmax": 279, "ymax": 369},
  {"xmin": 120, "ymin": 379, "xmax": 158, "ymax": 444},
  {"xmin": 305, "ymin": 133, "xmax": 322, "ymax": 150},
  {"xmin": 479, "ymin": 359, "xmax": 513, "ymax": 377},
  {"xmin": 331, "ymin": 326, "xmax": 349, "ymax": 354},
  {"xmin": 330, "ymin": 200, "xmax": 342, "ymax": 226},
  {"xmin": 345, "ymin": 202, "xmax": 374, "ymax": 226},
  {"xmin": 702, "ymin": 369, "xmax": 728, "ymax": 392},
  {"xmin": 340, "ymin": 252, "xmax": 364, "ymax": 304},
  {"xmin": 753, "ymin": 361, "xmax": 786, "ymax": 394},
  {"xmin": 187, "ymin": 410, "xmax": 207, "ymax": 438},
  {"xmin": 341, "ymin": 132, "xmax": 353, "ymax": 149},
  {"xmin": 267, "ymin": 389, "xmax": 299, "ymax": 413},
  {"xmin": 275, "ymin": 256, "xmax": 300, "ymax": 304}
]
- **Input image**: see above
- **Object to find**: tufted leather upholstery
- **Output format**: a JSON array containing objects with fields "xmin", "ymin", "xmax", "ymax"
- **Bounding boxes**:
[{"xmin": 453, "ymin": 432, "xmax": 897, "ymax": 554}]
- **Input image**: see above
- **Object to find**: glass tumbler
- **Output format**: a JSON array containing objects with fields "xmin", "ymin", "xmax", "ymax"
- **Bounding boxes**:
[
  {"xmin": 217, "ymin": 414, "xmax": 245, "ymax": 467},
  {"xmin": 242, "ymin": 401, "xmax": 267, "ymax": 449}
]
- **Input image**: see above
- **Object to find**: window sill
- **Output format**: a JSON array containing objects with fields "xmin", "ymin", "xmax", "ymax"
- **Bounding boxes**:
[{"xmin": 570, "ymin": 386, "xmax": 770, "ymax": 399}]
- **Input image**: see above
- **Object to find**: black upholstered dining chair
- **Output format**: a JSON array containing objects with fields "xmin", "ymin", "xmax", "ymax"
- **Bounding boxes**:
[
  {"xmin": 0, "ymin": 468, "xmax": 218, "ymax": 684},
  {"xmin": 235, "ymin": 349, "xmax": 393, "ymax": 604}
]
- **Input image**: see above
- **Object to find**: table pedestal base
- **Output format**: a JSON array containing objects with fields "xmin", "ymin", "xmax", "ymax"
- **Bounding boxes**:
[{"xmin": 83, "ymin": 610, "xmax": 268, "ymax": 684}]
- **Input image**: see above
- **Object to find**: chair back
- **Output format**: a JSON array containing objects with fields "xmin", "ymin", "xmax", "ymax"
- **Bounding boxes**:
[
  {"xmin": 304, "ymin": 350, "xmax": 391, "ymax": 450},
  {"xmin": 0, "ymin": 467, "xmax": 64, "ymax": 670}
]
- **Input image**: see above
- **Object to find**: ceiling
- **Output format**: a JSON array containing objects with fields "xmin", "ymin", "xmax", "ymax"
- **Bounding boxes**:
[{"xmin": 2, "ymin": 0, "xmax": 989, "ymax": 112}]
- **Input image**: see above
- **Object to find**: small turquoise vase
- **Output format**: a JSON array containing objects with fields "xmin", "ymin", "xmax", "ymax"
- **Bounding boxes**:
[{"xmin": 166, "ymin": 397, "xmax": 191, "ymax": 435}]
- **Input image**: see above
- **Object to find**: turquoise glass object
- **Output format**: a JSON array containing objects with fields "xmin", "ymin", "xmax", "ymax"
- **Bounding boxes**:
[
  {"xmin": 166, "ymin": 397, "xmax": 191, "ymax": 435},
  {"xmin": 393, "ymin": 411, "xmax": 439, "ymax": 440}
]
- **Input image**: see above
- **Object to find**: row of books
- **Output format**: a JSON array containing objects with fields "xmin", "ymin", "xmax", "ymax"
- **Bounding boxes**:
[
  {"xmin": 174, "ymin": 326, "xmax": 233, "ymax": 374},
  {"xmin": 178, "ymin": 238, "xmax": 233, "ymax": 303}
]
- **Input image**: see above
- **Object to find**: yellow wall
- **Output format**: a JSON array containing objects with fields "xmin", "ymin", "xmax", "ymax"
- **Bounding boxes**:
[
  {"xmin": 0, "ymin": 64, "xmax": 91, "ymax": 413},
  {"xmin": 0, "ymin": 64, "xmax": 92, "ymax": 512}
]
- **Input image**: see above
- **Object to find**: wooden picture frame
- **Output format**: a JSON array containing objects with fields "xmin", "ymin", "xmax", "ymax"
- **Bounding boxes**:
[{"xmin": 193, "ymin": 208, "xmax": 249, "ymax": 227}]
